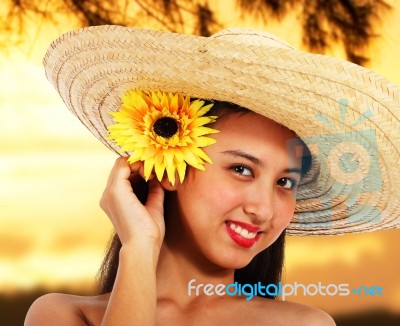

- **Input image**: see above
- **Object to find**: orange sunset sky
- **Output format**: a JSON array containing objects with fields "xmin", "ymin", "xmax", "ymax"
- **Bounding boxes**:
[{"xmin": 1, "ymin": 0, "xmax": 400, "ymax": 317}]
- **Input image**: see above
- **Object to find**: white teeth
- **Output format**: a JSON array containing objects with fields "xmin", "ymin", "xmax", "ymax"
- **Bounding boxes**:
[
  {"xmin": 240, "ymin": 229, "xmax": 249, "ymax": 238},
  {"xmin": 228, "ymin": 222, "xmax": 257, "ymax": 239}
]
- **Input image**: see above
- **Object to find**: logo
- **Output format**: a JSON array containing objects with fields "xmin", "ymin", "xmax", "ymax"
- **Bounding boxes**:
[
  {"xmin": 187, "ymin": 279, "xmax": 383, "ymax": 301},
  {"xmin": 286, "ymin": 99, "xmax": 382, "ymax": 229}
]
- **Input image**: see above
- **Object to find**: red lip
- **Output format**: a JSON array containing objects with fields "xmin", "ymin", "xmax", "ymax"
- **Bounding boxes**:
[
  {"xmin": 226, "ymin": 220, "xmax": 261, "ymax": 233},
  {"xmin": 225, "ymin": 221, "xmax": 261, "ymax": 248}
]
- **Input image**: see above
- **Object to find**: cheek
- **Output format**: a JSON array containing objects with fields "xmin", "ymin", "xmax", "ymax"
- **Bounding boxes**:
[
  {"xmin": 184, "ymin": 167, "xmax": 243, "ymax": 212},
  {"xmin": 199, "ymin": 179, "xmax": 243, "ymax": 216}
]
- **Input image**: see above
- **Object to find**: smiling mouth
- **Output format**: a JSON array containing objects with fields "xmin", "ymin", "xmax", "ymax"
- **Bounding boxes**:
[{"xmin": 226, "ymin": 221, "xmax": 260, "ymax": 239}]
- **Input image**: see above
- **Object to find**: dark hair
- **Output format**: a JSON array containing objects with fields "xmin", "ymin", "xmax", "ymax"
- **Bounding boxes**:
[{"xmin": 97, "ymin": 101, "xmax": 311, "ymax": 299}]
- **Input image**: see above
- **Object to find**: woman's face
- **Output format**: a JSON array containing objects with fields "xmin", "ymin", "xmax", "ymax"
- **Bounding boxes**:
[{"xmin": 167, "ymin": 111, "xmax": 303, "ymax": 269}]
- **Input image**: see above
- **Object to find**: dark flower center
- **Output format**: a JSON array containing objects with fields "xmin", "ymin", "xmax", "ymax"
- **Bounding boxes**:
[{"xmin": 153, "ymin": 117, "xmax": 179, "ymax": 138}]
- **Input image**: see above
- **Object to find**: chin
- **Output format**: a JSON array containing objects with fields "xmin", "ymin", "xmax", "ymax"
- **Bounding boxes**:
[{"xmin": 210, "ymin": 252, "xmax": 255, "ymax": 270}]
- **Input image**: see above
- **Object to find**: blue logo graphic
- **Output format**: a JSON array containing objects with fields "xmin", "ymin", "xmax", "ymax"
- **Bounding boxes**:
[
  {"xmin": 287, "ymin": 99, "xmax": 382, "ymax": 229},
  {"xmin": 351, "ymin": 285, "xmax": 383, "ymax": 296}
]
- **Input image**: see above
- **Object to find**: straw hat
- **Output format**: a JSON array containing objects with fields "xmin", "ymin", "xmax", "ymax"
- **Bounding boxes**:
[{"xmin": 43, "ymin": 25, "xmax": 400, "ymax": 236}]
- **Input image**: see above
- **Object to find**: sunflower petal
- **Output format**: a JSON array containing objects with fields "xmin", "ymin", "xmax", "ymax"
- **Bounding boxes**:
[
  {"xmin": 166, "ymin": 164, "xmax": 176, "ymax": 186},
  {"xmin": 142, "ymin": 146, "xmax": 157, "ymax": 160},
  {"xmin": 151, "ymin": 91, "xmax": 161, "ymax": 109},
  {"xmin": 143, "ymin": 157, "xmax": 155, "ymax": 181},
  {"xmin": 129, "ymin": 149, "xmax": 146, "ymax": 162},
  {"xmin": 166, "ymin": 149, "xmax": 179, "ymax": 184},
  {"xmin": 181, "ymin": 147, "xmax": 203, "ymax": 169},
  {"xmin": 190, "ymin": 126, "xmax": 219, "ymax": 137},
  {"xmin": 176, "ymin": 159, "xmax": 187, "ymax": 183},
  {"xmin": 154, "ymin": 152, "xmax": 166, "ymax": 181},
  {"xmin": 192, "ymin": 136, "xmax": 217, "ymax": 147},
  {"xmin": 190, "ymin": 116, "xmax": 216, "ymax": 128},
  {"xmin": 189, "ymin": 146, "xmax": 213, "ymax": 163},
  {"xmin": 193, "ymin": 103, "xmax": 214, "ymax": 118}
]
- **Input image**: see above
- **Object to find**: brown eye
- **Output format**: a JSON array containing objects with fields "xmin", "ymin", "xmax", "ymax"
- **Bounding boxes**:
[
  {"xmin": 277, "ymin": 177, "xmax": 296, "ymax": 189},
  {"xmin": 230, "ymin": 165, "xmax": 253, "ymax": 177}
]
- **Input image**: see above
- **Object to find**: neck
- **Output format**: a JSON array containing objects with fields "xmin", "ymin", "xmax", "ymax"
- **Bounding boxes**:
[
  {"xmin": 156, "ymin": 241, "xmax": 235, "ymax": 308},
  {"xmin": 155, "ymin": 193, "xmax": 235, "ymax": 306}
]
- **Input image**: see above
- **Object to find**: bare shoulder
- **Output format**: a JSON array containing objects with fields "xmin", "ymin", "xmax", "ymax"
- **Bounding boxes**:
[
  {"xmin": 25, "ymin": 293, "xmax": 85, "ymax": 326},
  {"xmin": 280, "ymin": 300, "xmax": 336, "ymax": 326},
  {"xmin": 248, "ymin": 297, "xmax": 336, "ymax": 326},
  {"xmin": 25, "ymin": 292, "xmax": 110, "ymax": 326}
]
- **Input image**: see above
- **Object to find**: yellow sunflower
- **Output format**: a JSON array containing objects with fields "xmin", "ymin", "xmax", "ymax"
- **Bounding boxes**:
[{"xmin": 107, "ymin": 90, "xmax": 219, "ymax": 185}]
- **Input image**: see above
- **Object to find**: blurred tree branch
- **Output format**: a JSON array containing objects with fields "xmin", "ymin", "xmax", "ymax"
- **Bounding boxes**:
[{"xmin": 0, "ymin": 0, "xmax": 392, "ymax": 65}]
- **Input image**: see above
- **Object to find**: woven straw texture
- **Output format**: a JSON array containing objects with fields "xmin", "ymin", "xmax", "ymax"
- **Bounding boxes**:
[{"xmin": 43, "ymin": 25, "xmax": 400, "ymax": 236}]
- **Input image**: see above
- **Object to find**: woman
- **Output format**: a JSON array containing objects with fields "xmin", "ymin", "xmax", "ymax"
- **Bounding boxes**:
[{"xmin": 26, "ymin": 26, "xmax": 400, "ymax": 325}]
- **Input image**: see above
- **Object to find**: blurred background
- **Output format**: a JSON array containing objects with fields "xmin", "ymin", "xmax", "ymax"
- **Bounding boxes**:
[{"xmin": 1, "ymin": 0, "xmax": 400, "ymax": 325}]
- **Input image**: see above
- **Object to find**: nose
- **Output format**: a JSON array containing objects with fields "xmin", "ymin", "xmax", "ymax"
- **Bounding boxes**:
[{"xmin": 242, "ymin": 182, "xmax": 274, "ymax": 223}]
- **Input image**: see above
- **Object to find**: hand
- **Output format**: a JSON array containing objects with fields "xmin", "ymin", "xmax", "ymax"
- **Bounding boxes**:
[{"xmin": 100, "ymin": 157, "xmax": 165, "ymax": 249}]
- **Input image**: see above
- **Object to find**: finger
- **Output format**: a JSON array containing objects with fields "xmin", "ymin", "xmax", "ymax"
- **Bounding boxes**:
[
  {"xmin": 111, "ymin": 159, "xmax": 141, "ymax": 192},
  {"xmin": 127, "ymin": 161, "xmax": 147, "ymax": 190},
  {"xmin": 101, "ymin": 157, "xmax": 130, "ymax": 215},
  {"xmin": 105, "ymin": 156, "xmax": 128, "ymax": 189},
  {"xmin": 145, "ymin": 179, "xmax": 165, "ymax": 216},
  {"xmin": 128, "ymin": 160, "xmax": 142, "ymax": 174}
]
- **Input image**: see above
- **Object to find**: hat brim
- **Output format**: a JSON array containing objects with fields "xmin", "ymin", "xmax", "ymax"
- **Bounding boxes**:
[{"xmin": 44, "ymin": 25, "xmax": 400, "ymax": 236}]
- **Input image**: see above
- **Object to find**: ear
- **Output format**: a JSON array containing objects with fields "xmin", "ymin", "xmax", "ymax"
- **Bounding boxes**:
[{"xmin": 160, "ymin": 176, "xmax": 179, "ymax": 191}]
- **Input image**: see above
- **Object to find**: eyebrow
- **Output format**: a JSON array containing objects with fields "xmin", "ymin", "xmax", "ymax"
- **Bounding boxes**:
[
  {"xmin": 221, "ymin": 150, "xmax": 302, "ymax": 175},
  {"xmin": 284, "ymin": 167, "xmax": 302, "ymax": 175},
  {"xmin": 221, "ymin": 150, "xmax": 262, "ymax": 165}
]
